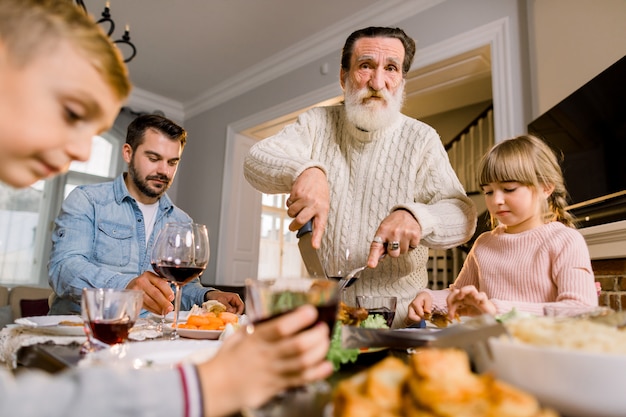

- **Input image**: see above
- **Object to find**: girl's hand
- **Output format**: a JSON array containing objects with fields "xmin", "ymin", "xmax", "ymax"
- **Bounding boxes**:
[
  {"xmin": 406, "ymin": 292, "xmax": 433, "ymax": 325},
  {"xmin": 447, "ymin": 285, "xmax": 496, "ymax": 318}
]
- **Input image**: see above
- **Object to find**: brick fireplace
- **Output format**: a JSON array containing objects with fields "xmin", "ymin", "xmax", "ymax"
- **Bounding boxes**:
[{"xmin": 580, "ymin": 220, "xmax": 626, "ymax": 311}]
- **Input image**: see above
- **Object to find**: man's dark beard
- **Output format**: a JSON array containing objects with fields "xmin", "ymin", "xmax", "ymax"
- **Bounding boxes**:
[{"xmin": 129, "ymin": 160, "xmax": 170, "ymax": 199}]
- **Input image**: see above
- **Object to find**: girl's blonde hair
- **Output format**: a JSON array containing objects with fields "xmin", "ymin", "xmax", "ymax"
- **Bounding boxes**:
[
  {"xmin": 478, "ymin": 134, "xmax": 575, "ymax": 228},
  {"xmin": 0, "ymin": 0, "xmax": 131, "ymax": 102}
]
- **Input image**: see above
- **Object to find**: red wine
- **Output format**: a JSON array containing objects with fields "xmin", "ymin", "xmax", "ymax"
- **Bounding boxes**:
[
  {"xmin": 90, "ymin": 319, "xmax": 134, "ymax": 345},
  {"xmin": 367, "ymin": 307, "xmax": 395, "ymax": 327},
  {"xmin": 152, "ymin": 263, "xmax": 163, "ymax": 276},
  {"xmin": 315, "ymin": 302, "xmax": 338, "ymax": 331},
  {"xmin": 151, "ymin": 262, "xmax": 204, "ymax": 284},
  {"xmin": 254, "ymin": 302, "xmax": 338, "ymax": 332}
]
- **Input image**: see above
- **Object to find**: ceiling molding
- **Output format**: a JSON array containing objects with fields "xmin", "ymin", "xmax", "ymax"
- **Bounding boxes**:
[
  {"xmin": 409, "ymin": 17, "xmax": 517, "ymax": 141},
  {"xmin": 405, "ymin": 49, "xmax": 491, "ymax": 96},
  {"xmin": 126, "ymin": 88, "xmax": 185, "ymax": 125},
  {"xmin": 184, "ymin": 0, "xmax": 446, "ymax": 119}
]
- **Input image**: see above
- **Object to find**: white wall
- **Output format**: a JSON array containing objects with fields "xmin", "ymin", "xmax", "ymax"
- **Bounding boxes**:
[{"xmin": 527, "ymin": 0, "xmax": 626, "ymax": 116}]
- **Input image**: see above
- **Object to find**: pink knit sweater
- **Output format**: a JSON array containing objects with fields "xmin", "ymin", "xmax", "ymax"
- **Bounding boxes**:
[{"xmin": 425, "ymin": 222, "xmax": 598, "ymax": 316}]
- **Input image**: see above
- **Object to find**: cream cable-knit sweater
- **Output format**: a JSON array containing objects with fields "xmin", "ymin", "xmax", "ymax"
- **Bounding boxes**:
[
  {"xmin": 424, "ymin": 222, "xmax": 598, "ymax": 316},
  {"xmin": 244, "ymin": 105, "xmax": 476, "ymax": 327}
]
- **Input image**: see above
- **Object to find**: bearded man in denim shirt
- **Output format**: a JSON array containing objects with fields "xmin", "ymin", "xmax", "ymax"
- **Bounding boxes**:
[{"xmin": 48, "ymin": 114, "xmax": 244, "ymax": 316}]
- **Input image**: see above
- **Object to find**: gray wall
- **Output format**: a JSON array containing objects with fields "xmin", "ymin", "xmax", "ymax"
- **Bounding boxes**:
[{"xmin": 176, "ymin": 0, "xmax": 530, "ymax": 284}]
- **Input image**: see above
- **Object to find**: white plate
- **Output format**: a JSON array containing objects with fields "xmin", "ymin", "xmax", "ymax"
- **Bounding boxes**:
[
  {"xmin": 488, "ymin": 337, "xmax": 626, "ymax": 417},
  {"xmin": 162, "ymin": 311, "xmax": 190, "ymax": 322},
  {"xmin": 81, "ymin": 339, "xmax": 221, "ymax": 368},
  {"xmin": 126, "ymin": 339, "xmax": 220, "ymax": 366},
  {"xmin": 165, "ymin": 323, "xmax": 222, "ymax": 340},
  {"xmin": 15, "ymin": 315, "xmax": 85, "ymax": 336}
]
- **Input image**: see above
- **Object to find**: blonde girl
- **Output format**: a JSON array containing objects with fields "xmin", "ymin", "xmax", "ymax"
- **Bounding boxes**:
[{"xmin": 407, "ymin": 135, "xmax": 598, "ymax": 322}]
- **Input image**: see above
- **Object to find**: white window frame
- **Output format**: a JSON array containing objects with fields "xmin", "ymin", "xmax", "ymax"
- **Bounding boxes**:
[{"xmin": 31, "ymin": 132, "xmax": 124, "ymax": 286}]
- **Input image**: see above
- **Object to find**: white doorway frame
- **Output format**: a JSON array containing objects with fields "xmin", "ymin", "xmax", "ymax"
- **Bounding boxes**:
[{"xmin": 216, "ymin": 17, "xmax": 521, "ymax": 285}]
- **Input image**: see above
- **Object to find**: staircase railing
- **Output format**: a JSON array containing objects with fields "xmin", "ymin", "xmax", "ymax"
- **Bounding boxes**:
[
  {"xmin": 427, "ymin": 104, "xmax": 494, "ymax": 289},
  {"xmin": 445, "ymin": 104, "xmax": 494, "ymax": 194}
]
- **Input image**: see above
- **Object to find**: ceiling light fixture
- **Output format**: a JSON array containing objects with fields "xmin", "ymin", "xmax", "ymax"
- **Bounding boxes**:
[{"xmin": 75, "ymin": 1, "xmax": 137, "ymax": 63}]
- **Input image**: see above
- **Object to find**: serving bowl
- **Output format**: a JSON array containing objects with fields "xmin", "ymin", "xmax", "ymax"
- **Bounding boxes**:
[{"xmin": 488, "ymin": 337, "xmax": 626, "ymax": 417}]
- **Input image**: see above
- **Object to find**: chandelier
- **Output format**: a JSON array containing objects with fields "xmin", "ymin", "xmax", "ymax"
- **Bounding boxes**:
[{"xmin": 75, "ymin": 1, "xmax": 137, "ymax": 63}]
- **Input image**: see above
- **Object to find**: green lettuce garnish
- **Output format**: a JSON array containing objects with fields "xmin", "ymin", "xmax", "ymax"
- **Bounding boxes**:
[
  {"xmin": 327, "ymin": 324, "xmax": 360, "ymax": 370},
  {"xmin": 326, "ymin": 314, "xmax": 389, "ymax": 370},
  {"xmin": 360, "ymin": 314, "xmax": 388, "ymax": 329}
]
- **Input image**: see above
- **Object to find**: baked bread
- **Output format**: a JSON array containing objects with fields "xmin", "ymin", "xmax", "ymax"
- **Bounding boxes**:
[
  {"xmin": 332, "ymin": 348, "xmax": 560, "ymax": 417},
  {"xmin": 333, "ymin": 356, "xmax": 409, "ymax": 417}
]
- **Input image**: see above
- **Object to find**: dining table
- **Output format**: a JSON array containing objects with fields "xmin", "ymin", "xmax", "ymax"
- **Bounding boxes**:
[
  {"xmin": 4, "ymin": 313, "xmax": 607, "ymax": 417},
  {"xmin": 0, "ymin": 313, "xmax": 404, "ymax": 417}
]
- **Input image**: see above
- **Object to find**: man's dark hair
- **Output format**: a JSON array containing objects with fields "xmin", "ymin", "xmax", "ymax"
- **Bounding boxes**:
[
  {"xmin": 341, "ymin": 26, "xmax": 416, "ymax": 76},
  {"xmin": 125, "ymin": 114, "xmax": 187, "ymax": 151}
]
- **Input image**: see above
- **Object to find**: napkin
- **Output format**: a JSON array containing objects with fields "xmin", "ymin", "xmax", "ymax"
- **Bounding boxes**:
[
  {"xmin": 128, "ymin": 318, "xmax": 162, "ymax": 341},
  {"xmin": 0, "ymin": 325, "xmax": 84, "ymax": 368},
  {"xmin": 14, "ymin": 317, "xmax": 41, "ymax": 328}
]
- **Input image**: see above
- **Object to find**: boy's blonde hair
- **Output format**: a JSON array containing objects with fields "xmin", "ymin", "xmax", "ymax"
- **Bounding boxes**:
[
  {"xmin": 0, "ymin": 0, "xmax": 131, "ymax": 101},
  {"xmin": 478, "ymin": 134, "xmax": 575, "ymax": 228}
]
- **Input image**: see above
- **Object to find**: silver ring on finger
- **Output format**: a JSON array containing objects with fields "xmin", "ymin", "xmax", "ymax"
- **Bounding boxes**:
[
  {"xmin": 372, "ymin": 236, "xmax": 384, "ymax": 245},
  {"xmin": 390, "ymin": 241, "xmax": 400, "ymax": 251}
]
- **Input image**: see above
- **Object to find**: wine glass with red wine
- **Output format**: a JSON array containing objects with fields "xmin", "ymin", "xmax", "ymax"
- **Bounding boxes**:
[
  {"xmin": 81, "ymin": 288, "xmax": 143, "ymax": 354},
  {"xmin": 324, "ymin": 244, "xmax": 364, "ymax": 305},
  {"xmin": 151, "ymin": 222, "xmax": 209, "ymax": 339},
  {"xmin": 244, "ymin": 277, "xmax": 339, "ymax": 415},
  {"xmin": 245, "ymin": 277, "xmax": 339, "ymax": 330}
]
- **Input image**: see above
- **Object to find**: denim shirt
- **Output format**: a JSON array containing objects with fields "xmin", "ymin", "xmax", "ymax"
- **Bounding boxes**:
[{"xmin": 48, "ymin": 174, "xmax": 212, "ymax": 315}]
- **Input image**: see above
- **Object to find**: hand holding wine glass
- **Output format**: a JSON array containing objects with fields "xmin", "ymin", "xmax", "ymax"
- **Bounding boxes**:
[
  {"xmin": 152, "ymin": 222, "xmax": 209, "ymax": 339},
  {"xmin": 245, "ymin": 278, "xmax": 339, "ymax": 330},
  {"xmin": 244, "ymin": 277, "xmax": 338, "ymax": 415}
]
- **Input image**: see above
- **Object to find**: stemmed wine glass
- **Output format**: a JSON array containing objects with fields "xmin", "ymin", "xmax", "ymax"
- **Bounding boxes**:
[
  {"xmin": 324, "ymin": 244, "xmax": 362, "ymax": 304},
  {"xmin": 324, "ymin": 246, "xmax": 356, "ymax": 281},
  {"xmin": 151, "ymin": 222, "xmax": 209, "ymax": 339}
]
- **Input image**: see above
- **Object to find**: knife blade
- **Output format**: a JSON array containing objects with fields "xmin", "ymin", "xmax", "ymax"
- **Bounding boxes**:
[
  {"xmin": 341, "ymin": 315, "xmax": 507, "ymax": 350},
  {"xmin": 296, "ymin": 220, "xmax": 327, "ymax": 278}
]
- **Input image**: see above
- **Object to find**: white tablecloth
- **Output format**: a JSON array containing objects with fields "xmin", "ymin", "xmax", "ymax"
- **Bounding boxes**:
[{"xmin": 0, "ymin": 317, "xmax": 161, "ymax": 369}]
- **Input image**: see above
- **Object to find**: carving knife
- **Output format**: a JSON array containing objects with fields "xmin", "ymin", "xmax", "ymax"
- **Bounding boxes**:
[{"xmin": 296, "ymin": 220, "xmax": 327, "ymax": 278}]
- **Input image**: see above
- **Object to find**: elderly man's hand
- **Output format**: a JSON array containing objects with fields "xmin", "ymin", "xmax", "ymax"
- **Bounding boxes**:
[
  {"xmin": 286, "ymin": 167, "xmax": 329, "ymax": 249},
  {"xmin": 368, "ymin": 209, "xmax": 422, "ymax": 268}
]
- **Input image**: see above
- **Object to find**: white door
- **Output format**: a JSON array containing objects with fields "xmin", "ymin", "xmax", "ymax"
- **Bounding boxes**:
[{"xmin": 215, "ymin": 131, "xmax": 261, "ymax": 285}]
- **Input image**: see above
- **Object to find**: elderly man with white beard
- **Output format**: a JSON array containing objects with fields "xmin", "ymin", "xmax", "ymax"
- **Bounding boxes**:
[{"xmin": 244, "ymin": 26, "xmax": 476, "ymax": 328}]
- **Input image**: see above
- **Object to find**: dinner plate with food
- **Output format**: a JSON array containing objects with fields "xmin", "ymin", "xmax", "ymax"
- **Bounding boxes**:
[
  {"xmin": 14, "ymin": 315, "xmax": 85, "ymax": 336},
  {"xmin": 327, "ymin": 302, "xmax": 394, "ymax": 369},
  {"xmin": 167, "ymin": 300, "xmax": 241, "ymax": 339}
]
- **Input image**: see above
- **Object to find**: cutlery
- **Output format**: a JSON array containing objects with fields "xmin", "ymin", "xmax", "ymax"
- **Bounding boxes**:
[
  {"xmin": 341, "ymin": 317, "xmax": 505, "ymax": 349},
  {"xmin": 336, "ymin": 254, "xmax": 386, "ymax": 291},
  {"xmin": 296, "ymin": 220, "xmax": 327, "ymax": 278},
  {"xmin": 341, "ymin": 314, "xmax": 508, "ymax": 371}
]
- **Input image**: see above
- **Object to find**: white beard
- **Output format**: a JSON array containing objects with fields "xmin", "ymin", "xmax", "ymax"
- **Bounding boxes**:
[{"xmin": 343, "ymin": 78, "xmax": 405, "ymax": 132}]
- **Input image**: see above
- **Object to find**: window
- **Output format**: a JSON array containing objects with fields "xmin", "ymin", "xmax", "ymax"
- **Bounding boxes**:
[
  {"xmin": 0, "ymin": 182, "xmax": 43, "ymax": 285},
  {"xmin": 0, "ymin": 134, "xmax": 122, "ymax": 286},
  {"xmin": 257, "ymin": 194, "xmax": 306, "ymax": 279}
]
